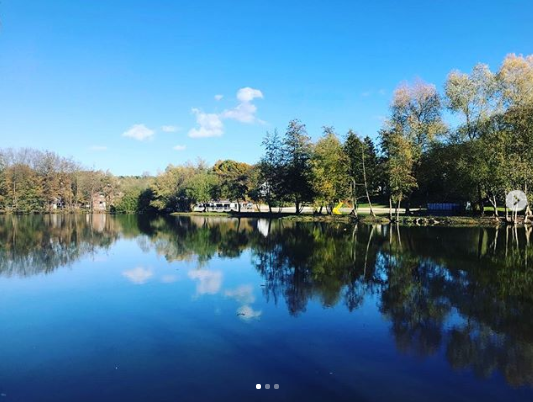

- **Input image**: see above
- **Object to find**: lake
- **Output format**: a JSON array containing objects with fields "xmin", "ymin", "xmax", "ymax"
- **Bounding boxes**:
[{"xmin": 0, "ymin": 214, "xmax": 532, "ymax": 402}]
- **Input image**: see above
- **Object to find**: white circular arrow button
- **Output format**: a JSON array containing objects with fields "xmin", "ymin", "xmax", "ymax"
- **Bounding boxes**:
[{"xmin": 506, "ymin": 190, "xmax": 528, "ymax": 212}]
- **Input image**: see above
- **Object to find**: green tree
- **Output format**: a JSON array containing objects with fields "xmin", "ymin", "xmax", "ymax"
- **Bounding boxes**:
[
  {"xmin": 310, "ymin": 127, "xmax": 349, "ymax": 214},
  {"xmin": 387, "ymin": 80, "xmax": 446, "ymax": 212},
  {"xmin": 185, "ymin": 170, "xmax": 218, "ymax": 210},
  {"xmin": 497, "ymin": 54, "xmax": 533, "ymax": 221},
  {"xmin": 380, "ymin": 127, "xmax": 417, "ymax": 220},
  {"xmin": 344, "ymin": 131, "xmax": 381, "ymax": 217},
  {"xmin": 445, "ymin": 63, "xmax": 499, "ymax": 214},
  {"xmin": 3, "ymin": 164, "xmax": 44, "ymax": 212},
  {"xmin": 212, "ymin": 160, "xmax": 252, "ymax": 211},
  {"xmin": 280, "ymin": 120, "xmax": 314, "ymax": 214},
  {"xmin": 258, "ymin": 130, "xmax": 285, "ymax": 212}
]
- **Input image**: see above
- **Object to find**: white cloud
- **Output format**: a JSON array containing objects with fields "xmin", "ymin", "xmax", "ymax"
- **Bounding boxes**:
[
  {"xmin": 214, "ymin": 94, "xmax": 224, "ymax": 101},
  {"xmin": 188, "ymin": 269, "xmax": 223, "ymax": 295},
  {"xmin": 122, "ymin": 267, "xmax": 153, "ymax": 285},
  {"xmin": 188, "ymin": 87, "xmax": 264, "ymax": 138},
  {"xmin": 173, "ymin": 144, "xmax": 186, "ymax": 151},
  {"xmin": 161, "ymin": 125, "xmax": 180, "ymax": 132},
  {"xmin": 236, "ymin": 87, "xmax": 263, "ymax": 102},
  {"xmin": 89, "ymin": 145, "xmax": 108, "ymax": 152},
  {"xmin": 188, "ymin": 109, "xmax": 224, "ymax": 138},
  {"xmin": 122, "ymin": 124, "xmax": 155, "ymax": 141},
  {"xmin": 222, "ymin": 101, "xmax": 259, "ymax": 123},
  {"xmin": 222, "ymin": 87, "xmax": 264, "ymax": 124}
]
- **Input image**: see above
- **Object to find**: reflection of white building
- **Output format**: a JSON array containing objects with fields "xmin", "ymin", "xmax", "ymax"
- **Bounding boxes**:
[{"xmin": 257, "ymin": 219, "xmax": 270, "ymax": 237}]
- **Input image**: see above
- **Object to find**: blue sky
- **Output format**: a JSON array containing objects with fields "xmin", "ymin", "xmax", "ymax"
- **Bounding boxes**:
[{"xmin": 0, "ymin": 0, "xmax": 532, "ymax": 176}]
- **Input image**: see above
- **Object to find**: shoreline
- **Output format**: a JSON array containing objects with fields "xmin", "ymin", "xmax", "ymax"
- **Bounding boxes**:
[
  {"xmin": 1, "ymin": 210, "xmax": 525, "ymax": 227},
  {"xmin": 169, "ymin": 211, "xmax": 518, "ymax": 227}
]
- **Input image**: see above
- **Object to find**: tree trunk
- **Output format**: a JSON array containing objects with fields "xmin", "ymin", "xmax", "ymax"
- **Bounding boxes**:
[
  {"xmin": 351, "ymin": 179, "xmax": 358, "ymax": 218},
  {"xmin": 505, "ymin": 190, "xmax": 509, "ymax": 223},
  {"xmin": 295, "ymin": 200, "xmax": 300, "ymax": 215},
  {"xmin": 524, "ymin": 183, "xmax": 531, "ymax": 224},
  {"xmin": 488, "ymin": 194, "xmax": 498, "ymax": 217},
  {"xmin": 13, "ymin": 181, "xmax": 17, "ymax": 211},
  {"xmin": 477, "ymin": 184, "xmax": 484, "ymax": 216},
  {"xmin": 396, "ymin": 199, "xmax": 401, "ymax": 222},
  {"xmin": 389, "ymin": 196, "xmax": 393, "ymax": 221},
  {"xmin": 361, "ymin": 144, "xmax": 375, "ymax": 217}
]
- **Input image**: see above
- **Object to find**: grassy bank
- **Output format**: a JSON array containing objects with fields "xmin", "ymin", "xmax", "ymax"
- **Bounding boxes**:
[
  {"xmin": 0, "ymin": 209, "xmax": 514, "ymax": 227},
  {"xmin": 170, "ymin": 211, "xmax": 231, "ymax": 217}
]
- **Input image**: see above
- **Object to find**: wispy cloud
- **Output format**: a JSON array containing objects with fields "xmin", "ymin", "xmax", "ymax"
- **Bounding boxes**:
[
  {"xmin": 188, "ymin": 87, "xmax": 264, "ymax": 138},
  {"xmin": 161, "ymin": 125, "xmax": 180, "ymax": 133},
  {"xmin": 361, "ymin": 89, "xmax": 387, "ymax": 98},
  {"xmin": 225, "ymin": 285, "xmax": 255, "ymax": 304},
  {"xmin": 122, "ymin": 124, "xmax": 155, "ymax": 141},
  {"xmin": 214, "ymin": 94, "xmax": 224, "ymax": 101},
  {"xmin": 161, "ymin": 274, "xmax": 179, "ymax": 283},
  {"xmin": 173, "ymin": 145, "xmax": 186, "ymax": 151},
  {"xmin": 237, "ymin": 305, "xmax": 262, "ymax": 321},
  {"xmin": 89, "ymin": 145, "xmax": 108, "ymax": 152}
]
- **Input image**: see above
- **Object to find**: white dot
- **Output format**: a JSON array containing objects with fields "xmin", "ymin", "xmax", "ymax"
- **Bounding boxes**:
[
  {"xmin": 265, "ymin": 384, "xmax": 270, "ymax": 389},
  {"xmin": 256, "ymin": 384, "xmax": 261, "ymax": 390},
  {"xmin": 274, "ymin": 384, "xmax": 279, "ymax": 389}
]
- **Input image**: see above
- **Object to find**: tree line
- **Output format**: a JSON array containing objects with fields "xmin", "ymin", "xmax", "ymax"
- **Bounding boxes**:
[{"xmin": 1, "ymin": 54, "xmax": 532, "ymax": 219}]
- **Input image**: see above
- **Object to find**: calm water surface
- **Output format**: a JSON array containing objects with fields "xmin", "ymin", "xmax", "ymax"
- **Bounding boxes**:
[{"xmin": 1, "ymin": 215, "xmax": 532, "ymax": 402}]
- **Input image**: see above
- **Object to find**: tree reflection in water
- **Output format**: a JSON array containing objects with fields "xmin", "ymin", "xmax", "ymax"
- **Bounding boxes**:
[
  {"xmin": 1, "ymin": 215, "xmax": 533, "ymax": 387},
  {"xmin": 0, "ymin": 214, "xmax": 120, "ymax": 276}
]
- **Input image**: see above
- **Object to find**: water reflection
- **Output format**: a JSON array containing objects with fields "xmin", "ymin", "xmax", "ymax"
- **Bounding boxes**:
[
  {"xmin": 122, "ymin": 267, "xmax": 154, "ymax": 285},
  {"xmin": 0, "ymin": 214, "xmax": 120, "ymax": 277},
  {"xmin": 188, "ymin": 268, "xmax": 223, "ymax": 295},
  {"xmin": 1, "ymin": 214, "xmax": 533, "ymax": 387}
]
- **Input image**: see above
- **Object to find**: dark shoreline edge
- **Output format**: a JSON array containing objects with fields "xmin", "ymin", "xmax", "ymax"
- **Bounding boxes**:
[
  {"xmin": 169, "ymin": 211, "xmax": 514, "ymax": 227},
  {"xmin": 0, "ymin": 210, "xmax": 522, "ymax": 227}
]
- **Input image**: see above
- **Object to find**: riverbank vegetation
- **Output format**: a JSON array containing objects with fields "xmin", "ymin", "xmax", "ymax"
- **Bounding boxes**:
[{"xmin": 1, "ymin": 54, "xmax": 532, "ymax": 222}]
